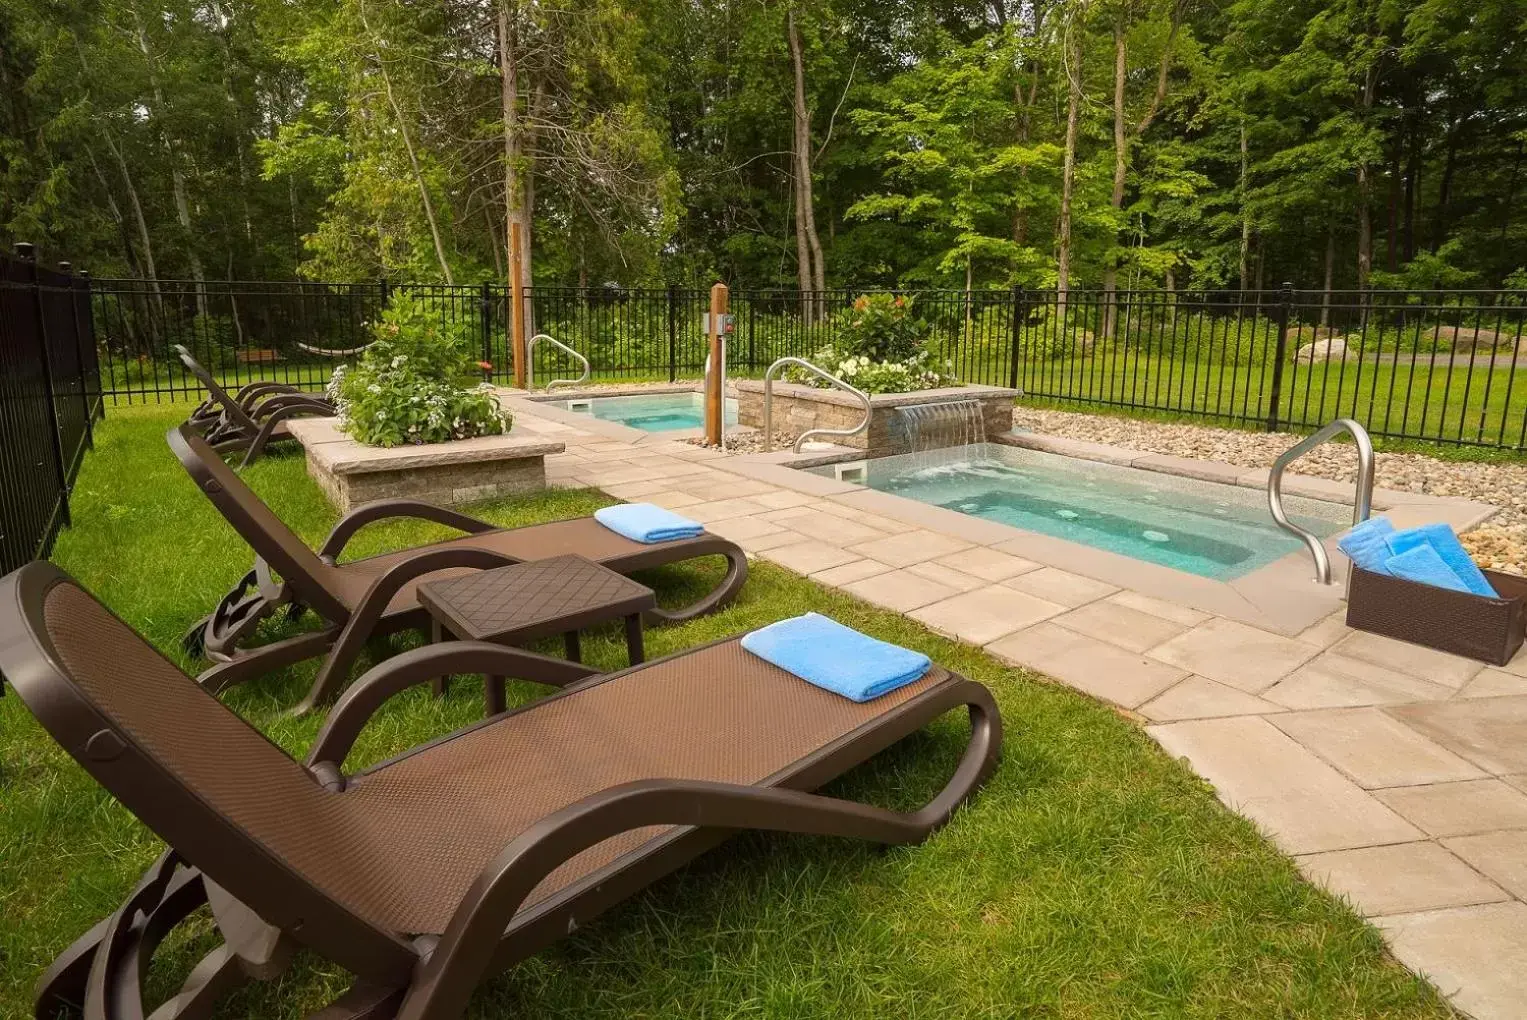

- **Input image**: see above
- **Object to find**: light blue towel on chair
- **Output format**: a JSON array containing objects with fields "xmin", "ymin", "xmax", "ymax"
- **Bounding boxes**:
[
  {"xmin": 594, "ymin": 503, "xmax": 705, "ymax": 544},
  {"xmin": 1385, "ymin": 523, "xmax": 1496, "ymax": 597},
  {"xmin": 740, "ymin": 612, "xmax": 932, "ymax": 702},
  {"xmin": 1337, "ymin": 517, "xmax": 1396, "ymax": 575},
  {"xmin": 1385, "ymin": 545, "xmax": 1472, "ymax": 594}
]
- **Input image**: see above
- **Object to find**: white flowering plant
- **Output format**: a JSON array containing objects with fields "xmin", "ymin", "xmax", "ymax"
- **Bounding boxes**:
[
  {"xmin": 791, "ymin": 345, "xmax": 957, "ymax": 395},
  {"xmin": 329, "ymin": 293, "xmax": 510, "ymax": 447}
]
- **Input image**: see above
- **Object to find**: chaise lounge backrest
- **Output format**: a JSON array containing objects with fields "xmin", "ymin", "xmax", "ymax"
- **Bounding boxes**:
[
  {"xmin": 174, "ymin": 345, "xmax": 261, "ymax": 435},
  {"xmin": 168, "ymin": 423, "xmax": 353, "ymax": 621},
  {"xmin": 0, "ymin": 562, "xmax": 415, "ymax": 976}
]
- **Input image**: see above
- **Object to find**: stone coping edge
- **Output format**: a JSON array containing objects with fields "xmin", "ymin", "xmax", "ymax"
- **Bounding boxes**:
[
  {"xmin": 287, "ymin": 418, "xmax": 564, "ymax": 475},
  {"xmin": 734, "ymin": 379, "xmax": 1019, "ymax": 409}
]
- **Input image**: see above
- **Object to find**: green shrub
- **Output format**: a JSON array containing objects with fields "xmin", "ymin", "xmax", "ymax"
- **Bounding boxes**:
[
  {"xmin": 792, "ymin": 343, "xmax": 956, "ymax": 395},
  {"xmin": 329, "ymin": 293, "xmax": 510, "ymax": 447},
  {"xmin": 834, "ymin": 293, "xmax": 931, "ymax": 362}
]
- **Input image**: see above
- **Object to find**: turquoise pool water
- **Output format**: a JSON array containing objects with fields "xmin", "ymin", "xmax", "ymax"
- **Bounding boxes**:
[
  {"xmin": 810, "ymin": 443, "xmax": 1352, "ymax": 580},
  {"xmin": 559, "ymin": 392, "xmax": 739, "ymax": 432}
]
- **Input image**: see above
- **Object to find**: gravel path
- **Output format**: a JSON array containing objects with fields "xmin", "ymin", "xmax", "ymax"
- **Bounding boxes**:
[{"xmin": 1013, "ymin": 407, "xmax": 1527, "ymax": 575}]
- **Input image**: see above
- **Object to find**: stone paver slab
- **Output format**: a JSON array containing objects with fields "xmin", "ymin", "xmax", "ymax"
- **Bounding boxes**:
[
  {"xmin": 1460, "ymin": 668, "xmax": 1527, "ymax": 699},
  {"xmin": 1296, "ymin": 842, "xmax": 1507, "ymax": 917},
  {"xmin": 700, "ymin": 515, "xmax": 789, "ymax": 543},
  {"xmin": 1507, "ymin": 775, "xmax": 1527, "ymax": 796},
  {"xmin": 842, "ymin": 570, "xmax": 959, "ymax": 613},
  {"xmin": 1052, "ymin": 601, "xmax": 1189, "ymax": 653},
  {"xmin": 1335, "ymin": 631, "xmax": 1486, "ymax": 689},
  {"xmin": 988, "ymin": 622, "xmax": 1185, "ymax": 709},
  {"xmin": 1499, "ymin": 648, "xmax": 1527, "ymax": 678},
  {"xmin": 811, "ymin": 559, "xmax": 894, "ymax": 587},
  {"xmin": 775, "ymin": 509, "xmax": 888, "ymax": 547},
  {"xmin": 643, "ymin": 489, "xmax": 705, "ymax": 509},
  {"xmin": 1387, "ymin": 696, "xmax": 1527, "ymax": 775},
  {"xmin": 759, "ymin": 541, "xmax": 859, "ymax": 575},
  {"xmin": 1376, "ymin": 903, "xmax": 1527, "ymax": 1020},
  {"xmin": 1103, "ymin": 590, "xmax": 1209, "ymax": 627},
  {"xmin": 1444, "ymin": 831, "xmax": 1527, "ymax": 900},
  {"xmin": 846, "ymin": 530, "xmax": 972, "ymax": 568},
  {"xmin": 681, "ymin": 497, "xmax": 772, "ymax": 523},
  {"xmin": 1270, "ymin": 708, "xmax": 1486, "ymax": 789},
  {"xmin": 1148, "ymin": 618, "xmax": 1318, "ymax": 694},
  {"xmin": 933, "ymin": 547, "xmax": 1042, "ymax": 582},
  {"xmin": 1148, "ymin": 716, "xmax": 1423, "ymax": 854},
  {"xmin": 910, "ymin": 586, "xmax": 1065, "ymax": 646},
  {"xmin": 1377, "ymin": 780, "xmax": 1527, "ymax": 838},
  {"xmin": 750, "ymin": 490, "xmax": 818, "ymax": 510},
  {"xmin": 1001, "ymin": 567, "xmax": 1119, "ymax": 608},
  {"xmin": 903, "ymin": 561, "xmax": 987, "ymax": 593},
  {"xmin": 1138, "ymin": 675, "xmax": 1283, "ymax": 723},
  {"xmin": 1262, "ymin": 653, "xmax": 1455, "ymax": 710},
  {"xmin": 1294, "ymin": 612, "xmax": 1351, "ymax": 649}
]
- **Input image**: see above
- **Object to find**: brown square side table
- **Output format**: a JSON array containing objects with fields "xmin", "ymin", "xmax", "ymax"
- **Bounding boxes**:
[{"xmin": 416, "ymin": 554, "xmax": 656, "ymax": 713}]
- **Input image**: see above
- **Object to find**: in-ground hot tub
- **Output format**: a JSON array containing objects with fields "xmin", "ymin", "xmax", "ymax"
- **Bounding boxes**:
[
  {"xmin": 549, "ymin": 391, "xmax": 738, "ymax": 432},
  {"xmin": 808, "ymin": 443, "xmax": 1352, "ymax": 581}
]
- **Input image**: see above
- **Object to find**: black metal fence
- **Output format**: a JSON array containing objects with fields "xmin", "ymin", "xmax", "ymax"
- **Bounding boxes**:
[
  {"xmin": 0, "ymin": 248, "xmax": 103, "ymax": 574},
  {"xmin": 85, "ymin": 278, "xmax": 1527, "ymax": 450}
]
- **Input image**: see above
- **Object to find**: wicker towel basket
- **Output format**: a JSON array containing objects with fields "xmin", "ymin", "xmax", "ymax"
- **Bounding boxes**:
[{"xmin": 1346, "ymin": 565, "xmax": 1527, "ymax": 666}]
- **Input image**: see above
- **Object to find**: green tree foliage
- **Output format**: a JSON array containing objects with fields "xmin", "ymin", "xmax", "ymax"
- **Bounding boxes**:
[{"xmin": 1, "ymin": 0, "xmax": 1524, "ymax": 293}]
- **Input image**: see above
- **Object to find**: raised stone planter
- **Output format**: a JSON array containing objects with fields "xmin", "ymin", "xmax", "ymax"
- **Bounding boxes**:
[
  {"xmin": 285, "ymin": 418, "xmax": 564, "ymax": 512},
  {"xmin": 735, "ymin": 380, "xmax": 1018, "ymax": 457}
]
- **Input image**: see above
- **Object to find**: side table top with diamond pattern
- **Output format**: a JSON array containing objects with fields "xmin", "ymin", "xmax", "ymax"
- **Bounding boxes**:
[{"xmin": 416, "ymin": 555, "xmax": 656, "ymax": 646}]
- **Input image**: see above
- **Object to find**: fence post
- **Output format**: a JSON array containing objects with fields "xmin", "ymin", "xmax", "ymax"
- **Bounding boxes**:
[
  {"xmin": 58, "ymin": 262, "xmax": 93, "ymax": 448},
  {"xmin": 477, "ymin": 281, "xmax": 493, "ymax": 376},
  {"xmin": 667, "ymin": 283, "xmax": 678, "ymax": 382},
  {"xmin": 1007, "ymin": 285, "xmax": 1024, "ymax": 392},
  {"xmin": 80, "ymin": 271, "xmax": 103, "ymax": 420},
  {"xmin": 1266, "ymin": 281, "xmax": 1293, "ymax": 432},
  {"xmin": 17, "ymin": 242, "xmax": 71, "ymax": 529},
  {"xmin": 747, "ymin": 295, "xmax": 757, "ymax": 370}
]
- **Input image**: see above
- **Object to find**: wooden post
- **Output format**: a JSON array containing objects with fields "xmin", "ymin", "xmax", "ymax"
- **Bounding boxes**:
[
  {"xmin": 510, "ymin": 221, "xmax": 526, "ymax": 389},
  {"xmin": 706, "ymin": 282, "xmax": 728, "ymax": 446}
]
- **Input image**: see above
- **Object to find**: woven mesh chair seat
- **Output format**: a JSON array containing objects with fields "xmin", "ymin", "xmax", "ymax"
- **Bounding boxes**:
[{"xmin": 44, "ymin": 582, "xmax": 944, "ymax": 936}]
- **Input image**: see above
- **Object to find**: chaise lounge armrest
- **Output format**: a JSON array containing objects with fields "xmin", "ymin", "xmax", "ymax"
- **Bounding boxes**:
[
  {"xmin": 319, "ymin": 501, "xmax": 498, "ymax": 563},
  {"xmin": 308, "ymin": 641, "xmax": 600, "ymax": 773}
]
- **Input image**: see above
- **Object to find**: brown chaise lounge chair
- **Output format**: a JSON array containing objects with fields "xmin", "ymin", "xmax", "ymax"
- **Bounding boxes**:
[
  {"xmin": 176, "ymin": 344, "xmax": 335, "ymax": 468},
  {"xmin": 1, "ymin": 561, "xmax": 1001, "ymax": 1020},
  {"xmin": 169, "ymin": 424, "xmax": 748, "ymax": 711}
]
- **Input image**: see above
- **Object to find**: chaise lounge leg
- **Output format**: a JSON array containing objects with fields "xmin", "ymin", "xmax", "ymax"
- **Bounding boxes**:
[{"xmin": 643, "ymin": 547, "xmax": 749, "ymax": 625}]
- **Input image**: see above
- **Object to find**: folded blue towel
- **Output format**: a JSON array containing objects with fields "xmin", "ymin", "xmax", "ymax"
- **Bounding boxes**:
[
  {"xmin": 593, "ymin": 503, "xmax": 705, "ymax": 544},
  {"xmin": 1337, "ymin": 517, "xmax": 1396, "ymax": 575},
  {"xmin": 1385, "ymin": 523, "xmax": 1496, "ymax": 598},
  {"xmin": 740, "ymin": 612, "xmax": 932, "ymax": 702},
  {"xmin": 1385, "ymin": 545, "xmax": 1472, "ymax": 594}
]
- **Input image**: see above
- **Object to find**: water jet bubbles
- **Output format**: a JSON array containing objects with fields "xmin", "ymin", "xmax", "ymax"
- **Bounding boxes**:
[
  {"xmin": 1056, "ymin": 509, "xmax": 1080, "ymax": 520},
  {"xmin": 1143, "ymin": 530, "xmax": 1170, "ymax": 543}
]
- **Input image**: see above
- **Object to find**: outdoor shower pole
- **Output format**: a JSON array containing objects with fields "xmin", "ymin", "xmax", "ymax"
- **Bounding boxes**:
[
  {"xmin": 510, "ymin": 222, "xmax": 526, "ymax": 389},
  {"xmin": 706, "ymin": 283, "xmax": 728, "ymax": 446}
]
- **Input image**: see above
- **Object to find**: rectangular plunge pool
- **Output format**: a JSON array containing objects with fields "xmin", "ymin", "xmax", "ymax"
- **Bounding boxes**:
[
  {"xmin": 808, "ymin": 443, "xmax": 1353, "ymax": 580},
  {"xmin": 555, "ymin": 392, "xmax": 739, "ymax": 432}
]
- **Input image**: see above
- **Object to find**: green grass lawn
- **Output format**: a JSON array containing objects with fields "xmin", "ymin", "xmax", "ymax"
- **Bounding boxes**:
[{"xmin": 0, "ymin": 405, "xmax": 1454, "ymax": 1018}]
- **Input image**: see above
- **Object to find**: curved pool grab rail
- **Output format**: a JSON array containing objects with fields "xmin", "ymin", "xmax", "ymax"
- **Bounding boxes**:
[
  {"xmin": 1267, "ymin": 418, "xmax": 1374, "ymax": 585},
  {"xmin": 527, "ymin": 333, "xmax": 591, "ymax": 392},
  {"xmin": 763, "ymin": 357, "xmax": 872, "ymax": 454}
]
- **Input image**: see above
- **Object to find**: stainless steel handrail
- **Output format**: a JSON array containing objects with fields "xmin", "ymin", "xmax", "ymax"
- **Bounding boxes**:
[
  {"xmin": 1267, "ymin": 418, "xmax": 1375, "ymax": 585},
  {"xmin": 763, "ymin": 357, "xmax": 872, "ymax": 453},
  {"xmin": 527, "ymin": 333, "xmax": 590, "ymax": 392}
]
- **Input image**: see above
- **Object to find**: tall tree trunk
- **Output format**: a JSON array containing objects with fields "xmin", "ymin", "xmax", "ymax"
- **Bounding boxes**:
[
  {"xmin": 1385, "ymin": 148, "xmax": 1400, "ymax": 273},
  {"xmin": 1432, "ymin": 125, "xmax": 1458, "ymax": 254},
  {"xmin": 360, "ymin": 1, "xmax": 454, "ymax": 284},
  {"xmin": 1238, "ymin": 123, "xmax": 1251, "ymax": 293},
  {"xmin": 1056, "ymin": 0, "xmax": 1087, "ymax": 303},
  {"xmin": 1320, "ymin": 225, "xmax": 1336, "ymax": 327},
  {"xmin": 1101, "ymin": 20, "xmax": 1127, "ymax": 339},
  {"xmin": 100, "ymin": 127, "xmax": 160, "ymax": 299},
  {"xmin": 1403, "ymin": 123, "xmax": 1420, "ymax": 262},
  {"xmin": 1356, "ymin": 162, "xmax": 1372, "ymax": 290},
  {"xmin": 788, "ymin": 8, "xmax": 825, "ymax": 319},
  {"xmin": 134, "ymin": 13, "xmax": 206, "ymax": 313}
]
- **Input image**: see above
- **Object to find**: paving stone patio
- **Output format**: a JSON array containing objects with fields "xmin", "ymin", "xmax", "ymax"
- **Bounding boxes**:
[{"xmin": 507, "ymin": 395, "xmax": 1527, "ymax": 1020}]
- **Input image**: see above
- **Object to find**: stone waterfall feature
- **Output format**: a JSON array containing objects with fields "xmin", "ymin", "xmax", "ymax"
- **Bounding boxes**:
[{"xmin": 894, "ymin": 399, "xmax": 987, "ymax": 454}]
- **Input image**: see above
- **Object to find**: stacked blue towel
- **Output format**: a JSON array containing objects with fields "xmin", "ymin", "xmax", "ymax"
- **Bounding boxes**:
[
  {"xmin": 1336, "ymin": 518, "xmax": 1497, "ymax": 597},
  {"xmin": 740, "ymin": 612, "xmax": 931, "ymax": 702},
  {"xmin": 594, "ymin": 503, "xmax": 705, "ymax": 544}
]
